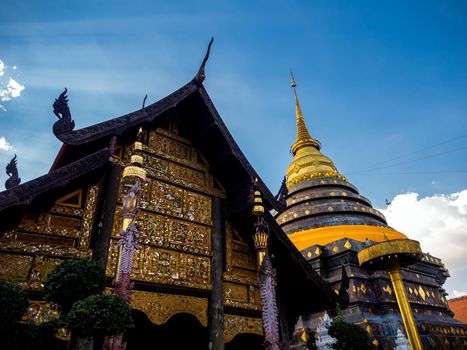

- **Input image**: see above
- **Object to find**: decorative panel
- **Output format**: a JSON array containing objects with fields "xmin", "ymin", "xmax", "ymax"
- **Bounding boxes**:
[
  {"xmin": 0, "ymin": 253, "xmax": 33, "ymax": 280},
  {"xmin": 106, "ymin": 239, "xmax": 211, "ymax": 290},
  {"xmin": 131, "ymin": 290, "xmax": 208, "ymax": 327},
  {"xmin": 224, "ymin": 314, "xmax": 263, "ymax": 343},
  {"xmin": 223, "ymin": 222, "xmax": 261, "ymax": 311},
  {"xmin": 0, "ymin": 186, "xmax": 98, "ymax": 290},
  {"xmin": 139, "ymin": 181, "xmax": 212, "ymax": 226},
  {"xmin": 224, "ymin": 282, "xmax": 249, "ymax": 303},
  {"xmin": 145, "ymin": 156, "xmax": 207, "ymax": 191},
  {"xmin": 23, "ymin": 301, "xmax": 60, "ymax": 325},
  {"xmin": 148, "ymin": 132, "xmax": 191, "ymax": 162},
  {"xmin": 132, "ymin": 211, "xmax": 211, "ymax": 255}
]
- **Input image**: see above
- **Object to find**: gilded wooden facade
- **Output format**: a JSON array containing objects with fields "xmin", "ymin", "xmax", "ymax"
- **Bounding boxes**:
[
  {"xmin": 0, "ymin": 186, "xmax": 98, "ymax": 290},
  {"xmin": 105, "ymin": 122, "xmax": 263, "ymax": 341}
]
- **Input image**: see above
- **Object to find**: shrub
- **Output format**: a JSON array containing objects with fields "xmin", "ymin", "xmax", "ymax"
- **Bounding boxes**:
[
  {"xmin": 66, "ymin": 294, "xmax": 134, "ymax": 338},
  {"xmin": 43, "ymin": 259, "xmax": 105, "ymax": 313},
  {"xmin": 0, "ymin": 281, "xmax": 29, "ymax": 330},
  {"xmin": 329, "ymin": 319, "xmax": 376, "ymax": 350}
]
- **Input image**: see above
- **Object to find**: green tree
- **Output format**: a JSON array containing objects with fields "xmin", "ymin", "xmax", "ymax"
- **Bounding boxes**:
[
  {"xmin": 66, "ymin": 294, "xmax": 134, "ymax": 338},
  {"xmin": 43, "ymin": 259, "xmax": 106, "ymax": 314},
  {"xmin": 328, "ymin": 319, "xmax": 376, "ymax": 350}
]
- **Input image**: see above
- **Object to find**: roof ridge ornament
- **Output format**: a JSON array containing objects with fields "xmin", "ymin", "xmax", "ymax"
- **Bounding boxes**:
[
  {"xmin": 194, "ymin": 37, "xmax": 214, "ymax": 85},
  {"xmin": 5, "ymin": 154, "xmax": 21, "ymax": 189},
  {"xmin": 53, "ymin": 88, "xmax": 75, "ymax": 136},
  {"xmin": 289, "ymin": 71, "xmax": 321, "ymax": 153}
]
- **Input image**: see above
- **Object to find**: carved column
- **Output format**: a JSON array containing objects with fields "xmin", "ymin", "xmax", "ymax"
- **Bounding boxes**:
[
  {"xmin": 252, "ymin": 182, "xmax": 282, "ymax": 350},
  {"xmin": 208, "ymin": 196, "xmax": 225, "ymax": 350},
  {"xmin": 92, "ymin": 160, "xmax": 122, "ymax": 269},
  {"xmin": 106, "ymin": 129, "xmax": 146, "ymax": 350}
]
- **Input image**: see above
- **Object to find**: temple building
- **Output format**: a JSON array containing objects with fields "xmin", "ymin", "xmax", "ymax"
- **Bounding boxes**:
[{"xmin": 0, "ymin": 44, "xmax": 465, "ymax": 349}]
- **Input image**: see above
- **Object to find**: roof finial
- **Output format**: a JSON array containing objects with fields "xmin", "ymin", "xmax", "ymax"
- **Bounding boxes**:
[
  {"xmin": 289, "ymin": 70, "xmax": 320, "ymax": 154},
  {"xmin": 5, "ymin": 154, "xmax": 21, "ymax": 189},
  {"xmin": 194, "ymin": 37, "xmax": 214, "ymax": 85}
]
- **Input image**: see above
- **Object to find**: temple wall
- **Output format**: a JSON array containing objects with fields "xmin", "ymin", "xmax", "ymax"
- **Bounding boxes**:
[{"xmin": 0, "ymin": 185, "xmax": 98, "ymax": 290}]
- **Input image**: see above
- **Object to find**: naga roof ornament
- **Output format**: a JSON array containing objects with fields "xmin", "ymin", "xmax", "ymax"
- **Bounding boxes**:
[
  {"xmin": 5, "ymin": 154, "xmax": 21, "ymax": 190},
  {"xmin": 194, "ymin": 37, "xmax": 214, "ymax": 85},
  {"xmin": 53, "ymin": 88, "xmax": 75, "ymax": 137}
]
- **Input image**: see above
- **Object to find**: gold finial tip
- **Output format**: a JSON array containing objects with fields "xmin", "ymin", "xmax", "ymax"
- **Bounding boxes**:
[
  {"xmin": 137, "ymin": 127, "xmax": 143, "ymax": 134},
  {"xmin": 290, "ymin": 70, "xmax": 296, "ymax": 88}
]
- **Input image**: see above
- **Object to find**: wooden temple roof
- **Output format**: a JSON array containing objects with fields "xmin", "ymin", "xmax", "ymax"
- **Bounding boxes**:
[{"xmin": 0, "ymin": 49, "xmax": 338, "ymax": 314}]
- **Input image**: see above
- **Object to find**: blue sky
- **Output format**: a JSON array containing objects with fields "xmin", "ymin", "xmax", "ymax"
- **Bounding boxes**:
[{"xmin": 1, "ymin": 1, "xmax": 466, "ymax": 295}]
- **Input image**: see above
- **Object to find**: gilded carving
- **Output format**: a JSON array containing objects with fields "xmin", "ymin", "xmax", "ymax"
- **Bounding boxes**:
[
  {"xmin": 223, "ymin": 222, "xmax": 261, "ymax": 311},
  {"xmin": 50, "ymin": 205, "xmax": 84, "ymax": 217},
  {"xmin": 23, "ymin": 301, "xmax": 60, "ymax": 324},
  {"xmin": 224, "ymin": 314, "xmax": 263, "ymax": 343},
  {"xmin": 0, "ymin": 253, "xmax": 33, "ymax": 280},
  {"xmin": 78, "ymin": 185, "xmax": 99, "ymax": 249},
  {"xmin": 139, "ymin": 180, "xmax": 212, "ymax": 225},
  {"xmin": 224, "ymin": 282, "xmax": 249, "ymax": 303},
  {"xmin": 112, "ymin": 209, "xmax": 211, "ymax": 255},
  {"xmin": 131, "ymin": 290, "xmax": 208, "ymax": 327},
  {"xmin": 145, "ymin": 156, "xmax": 207, "ymax": 191},
  {"xmin": 0, "ymin": 240, "xmax": 91, "ymax": 258},
  {"xmin": 106, "ymin": 240, "xmax": 211, "ymax": 290},
  {"xmin": 136, "ymin": 211, "xmax": 210, "ymax": 254},
  {"xmin": 148, "ymin": 132, "xmax": 191, "ymax": 161},
  {"xmin": 3, "ymin": 185, "xmax": 98, "ymax": 250}
]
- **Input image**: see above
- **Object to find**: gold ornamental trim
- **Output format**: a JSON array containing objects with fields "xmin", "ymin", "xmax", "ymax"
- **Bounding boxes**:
[
  {"xmin": 357, "ymin": 239, "xmax": 422, "ymax": 267},
  {"xmin": 133, "ymin": 141, "xmax": 143, "ymax": 151},
  {"xmin": 122, "ymin": 165, "xmax": 146, "ymax": 180},
  {"xmin": 130, "ymin": 155, "xmax": 143, "ymax": 165},
  {"xmin": 286, "ymin": 171, "xmax": 347, "ymax": 188},
  {"xmin": 131, "ymin": 290, "xmax": 208, "ymax": 327},
  {"xmin": 224, "ymin": 314, "xmax": 263, "ymax": 343},
  {"xmin": 287, "ymin": 225, "xmax": 408, "ymax": 251}
]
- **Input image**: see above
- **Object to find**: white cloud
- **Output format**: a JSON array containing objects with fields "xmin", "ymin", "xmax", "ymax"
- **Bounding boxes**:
[
  {"xmin": 0, "ymin": 78, "xmax": 25, "ymax": 102},
  {"xmin": 452, "ymin": 290, "xmax": 467, "ymax": 298},
  {"xmin": 380, "ymin": 190, "xmax": 467, "ymax": 273},
  {"xmin": 0, "ymin": 136, "xmax": 13, "ymax": 151},
  {"xmin": 0, "ymin": 59, "xmax": 24, "ymax": 111}
]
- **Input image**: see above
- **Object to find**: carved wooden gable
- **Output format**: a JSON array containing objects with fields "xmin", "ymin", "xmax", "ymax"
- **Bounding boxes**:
[
  {"xmin": 105, "ymin": 118, "xmax": 262, "ymax": 335},
  {"xmin": 0, "ymin": 185, "xmax": 99, "ymax": 290},
  {"xmin": 106, "ymin": 120, "xmax": 224, "ymax": 291}
]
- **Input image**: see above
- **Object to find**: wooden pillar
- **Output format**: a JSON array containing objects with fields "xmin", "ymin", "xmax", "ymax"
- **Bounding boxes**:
[
  {"xmin": 92, "ymin": 163, "xmax": 122, "ymax": 269},
  {"xmin": 208, "ymin": 196, "xmax": 225, "ymax": 350}
]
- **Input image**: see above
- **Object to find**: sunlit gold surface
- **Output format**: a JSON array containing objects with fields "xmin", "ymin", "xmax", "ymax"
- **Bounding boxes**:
[
  {"xmin": 224, "ymin": 314, "xmax": 263, "ymax": 342},
  {"xmin": 122, "ymin": 165, "xmax": 146, "ymax": 180},
  {"xmin": 130, "ymin": 154, "xmax": 143, "ymax": 165},
  {"xmin": 388, "ymin": 267, "xmax": 424, "ymax": 350},
  {"xmin": 288, "ymin": 225, "xmax": 408, "ymax": 250},
  {"xmin": 131, "ymin": 290, "xmax": 208, "ymax": 327},
  {"xmin": 357, "ymin": 239, "xmax": 422, "ymax": 268},
  {"xmin": 290, "ymin": 71, "xmax": 321, "ymax": 152},
  {"xmin": 358, "ymin": 239, "xmax": 423, "ymax": 350},
  {"xmin": 286, "ymin": 72, "xmax": 346, "ymax": 188},
  {"xmin": 256, "ymin": 251, "xmax": 266, "ymax": 267}
]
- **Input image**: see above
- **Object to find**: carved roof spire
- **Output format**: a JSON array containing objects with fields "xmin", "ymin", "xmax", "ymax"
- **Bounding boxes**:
[
  {"xmin": 194, "ymin": 37, "xmax": 214, "ymax": 85},
  {"xmin": 285, "ymin": 72, "xmax": 344, "ymax": 188},
  {"xmin": 290, "ymin": 71, "xmax": 320, "ymax": 154}
]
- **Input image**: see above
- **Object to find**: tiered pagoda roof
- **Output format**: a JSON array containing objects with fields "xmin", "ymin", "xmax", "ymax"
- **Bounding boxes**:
[{"xmin": 276, "ymin": 73, "xmax": 407, "ymax": 249}]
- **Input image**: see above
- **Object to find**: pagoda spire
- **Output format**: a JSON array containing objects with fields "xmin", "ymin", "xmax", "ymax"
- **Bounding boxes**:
[{"xmin": 290, "ymin": 71, "xmax": 320, "ymax": 154}]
